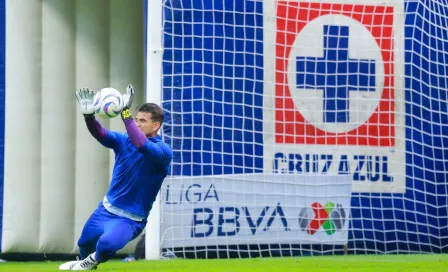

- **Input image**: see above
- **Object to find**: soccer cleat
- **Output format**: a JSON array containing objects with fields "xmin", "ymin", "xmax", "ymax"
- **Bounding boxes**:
[
  {"xmin": 71, "ymin": 253, "xmax": 98, "ymax": 270},
  {"xmin": 58, "ymin": 257, "xmax": 80, "ymax": 270}
]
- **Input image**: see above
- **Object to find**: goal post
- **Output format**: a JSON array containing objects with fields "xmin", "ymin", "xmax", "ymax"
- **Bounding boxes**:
[
  {"xmin": 145, "ymin": 0, "xmax": 448, "ymax": 259},
  {"xmin": 144, "ymin": 0, "xmax": 163, "ymax": 260}
]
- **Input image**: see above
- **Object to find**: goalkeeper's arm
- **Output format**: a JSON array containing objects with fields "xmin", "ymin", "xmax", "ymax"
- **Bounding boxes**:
[
  {"xmin": 84, "ymin": 114, "xmax": 107, "ymax": 140},
  {"xmin": 121, "ymin": 108, "xmax": 167, "ymax": 163},
  {"xmin": 121, "ymin": 108, "xmax": 146, "ymax": 149},
  {"xmin": 76, "ymin": 88, "xmax": 123, "ymax": 148},
  {"xmin": 120, "ymin": 85, "xmax": 168, "ymax": 163},
  {"xmin": 120, "ymin": 84, "xmax": 147, "ymax": 149}
]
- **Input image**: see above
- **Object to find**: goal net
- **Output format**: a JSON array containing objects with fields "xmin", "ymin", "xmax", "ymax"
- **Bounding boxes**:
[{"xmin": 150, "ymin": 0, "xmax": 448, "ymax": 258}]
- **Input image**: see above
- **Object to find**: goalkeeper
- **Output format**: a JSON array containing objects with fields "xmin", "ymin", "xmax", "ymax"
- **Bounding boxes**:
[{"xmin": 59, "ymin": 85, "xmax": 173, "ymax": 271}]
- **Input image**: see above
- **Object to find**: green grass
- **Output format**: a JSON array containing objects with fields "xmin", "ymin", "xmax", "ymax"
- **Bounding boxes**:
[{"xmin": 0, "ymin": 254, "xmax": 447, "ymax": 272}]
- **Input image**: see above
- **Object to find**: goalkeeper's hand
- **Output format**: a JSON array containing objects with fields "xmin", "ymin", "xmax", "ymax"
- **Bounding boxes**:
[
  {"xmin": 123, "ymin": 84, "xmax": 134, "ymax": 110},
  {"xmin": 75, "ymin": 88, "xmax": 95, "ymax": 116},
  {"xmin": 121, "ymin": 84, "xmax": 134, "ymax": 120}
]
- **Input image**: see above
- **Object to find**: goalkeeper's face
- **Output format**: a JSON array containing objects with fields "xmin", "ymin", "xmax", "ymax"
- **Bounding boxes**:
[{"xmin": 135, "ymin": 111, "xmax": 160, "ymax": 138}]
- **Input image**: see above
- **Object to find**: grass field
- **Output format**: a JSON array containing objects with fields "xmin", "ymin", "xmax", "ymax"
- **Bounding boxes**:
[{"xmin": 0, "ymin": 254, "xmax": 447, "ymax": 272}]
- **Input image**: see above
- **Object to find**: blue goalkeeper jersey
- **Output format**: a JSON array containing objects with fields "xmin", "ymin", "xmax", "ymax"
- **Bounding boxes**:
[{"xmin": 97, "ymin": 131, "xmax": 173, "ymax": 219}]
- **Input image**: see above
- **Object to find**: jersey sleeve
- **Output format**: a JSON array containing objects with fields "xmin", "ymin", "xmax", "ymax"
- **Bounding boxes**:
[
  {"xmin": 122, "ymin": 117, "xmax": 173, "ymax": 166},
  {"xmin": 85, "ymin": 116, "xmax": 125, "ymax": 150},
  {"xmin": 139, "ymin": 140, "xmax": 173, "ymax": 166},
  {"xmin": 98, "ymin": 130, "xmax": 126, "ymax": 150}
]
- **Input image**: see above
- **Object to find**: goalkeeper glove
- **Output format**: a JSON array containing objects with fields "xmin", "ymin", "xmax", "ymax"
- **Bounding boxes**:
[
  {"xmin": 121, "ymin": 84, "xmax": 134, "ymax": 120},
  {"xmin": 75, "ymin": 88, "xmax": 95, "ymax": 117}
]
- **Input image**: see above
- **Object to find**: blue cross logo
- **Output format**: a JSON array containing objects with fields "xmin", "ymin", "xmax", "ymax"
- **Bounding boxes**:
[{"xmin": 296, "ymin": 25, "xmax": 376, "ymax": 123}]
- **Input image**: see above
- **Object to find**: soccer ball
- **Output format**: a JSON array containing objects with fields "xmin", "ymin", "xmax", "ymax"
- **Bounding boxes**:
[{"xmin": 93, "ymin": 87, "xmax": 124, "ymax": 118}]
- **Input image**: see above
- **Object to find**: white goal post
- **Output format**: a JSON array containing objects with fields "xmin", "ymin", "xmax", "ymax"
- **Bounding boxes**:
[
  {"xmin": 146, "ymin": 0, "xmax": 448, "ymax": 259},
  {"xmin": 145, "ymin": 0, "xmax": 164, "ymax": 260}
]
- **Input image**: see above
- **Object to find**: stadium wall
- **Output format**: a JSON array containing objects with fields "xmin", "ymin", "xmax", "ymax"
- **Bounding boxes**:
[{"xmin": 0, "ymin": 0, "xmax": 144, "ymax": 254}]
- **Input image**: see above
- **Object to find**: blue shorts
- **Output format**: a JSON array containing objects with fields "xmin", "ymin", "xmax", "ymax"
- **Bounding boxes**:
[{"xmin": 77, "ymin": 202, "xmax": 147, "ymax": 262}]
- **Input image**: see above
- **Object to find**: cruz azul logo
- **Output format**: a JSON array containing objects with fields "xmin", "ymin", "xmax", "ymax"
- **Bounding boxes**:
[
  {"xmin": 275, "ymin": 2, "xmax": 394, "ymax": 144},
  {"xmin": 265, "ymin": 1, "xmax": 406, "ymax": 193}
]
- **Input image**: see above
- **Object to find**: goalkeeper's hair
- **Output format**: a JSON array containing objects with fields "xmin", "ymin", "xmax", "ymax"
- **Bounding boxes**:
[{"xmin": 137, "ymin": 103, "xmax": 165, "ymax": 125}]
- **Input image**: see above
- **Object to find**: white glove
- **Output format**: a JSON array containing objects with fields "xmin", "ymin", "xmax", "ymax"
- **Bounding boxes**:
[
  {"xmin": 122, "ymin": 84, "xmax": 134, "ymax": 109},
  {"xmin": 75, "ymin": 88, "xmax": 95, "ymax": 115}
]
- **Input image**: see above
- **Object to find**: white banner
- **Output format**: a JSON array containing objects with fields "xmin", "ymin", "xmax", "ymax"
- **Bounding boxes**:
[{"xmin": 160, "ymin": 174, "xmax": 352, "ymax": 248}]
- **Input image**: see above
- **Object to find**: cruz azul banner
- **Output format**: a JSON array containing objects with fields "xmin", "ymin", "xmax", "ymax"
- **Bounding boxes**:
[{"xmin": 263, "ymin": 1, "xmax": 405, "ymax": 193}]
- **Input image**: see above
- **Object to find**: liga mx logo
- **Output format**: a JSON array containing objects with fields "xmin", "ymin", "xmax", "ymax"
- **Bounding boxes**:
[
  {"xmin": 298, "ymin": 202, "xmax": 346, "ymax": 235},
  {"xmin": 275, "ymin": 2, "xmax": 395, "ymax": 146}
]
